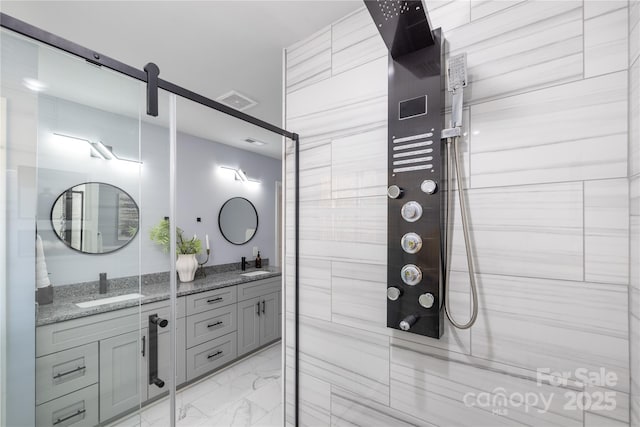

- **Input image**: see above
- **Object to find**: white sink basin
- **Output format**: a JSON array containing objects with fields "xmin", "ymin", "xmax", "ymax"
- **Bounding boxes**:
[
  {"xmin": 75, "ymin": 293, "xmax": 144, "ymax": 308},
  {"xmin": 241, "ymin": 271, "xmax": 271, "ymax": 277}
]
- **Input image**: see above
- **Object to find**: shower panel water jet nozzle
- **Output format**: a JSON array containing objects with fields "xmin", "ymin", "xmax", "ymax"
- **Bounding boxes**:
[{"xmin": 365, "ymin": 0, "xmax": 478, "ymax": 338}]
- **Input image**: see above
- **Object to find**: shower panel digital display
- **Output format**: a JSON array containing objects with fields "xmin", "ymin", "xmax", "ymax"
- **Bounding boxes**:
[{"xmin": 365, "ymin": 0, "xmax": 444, "ymax": 338}]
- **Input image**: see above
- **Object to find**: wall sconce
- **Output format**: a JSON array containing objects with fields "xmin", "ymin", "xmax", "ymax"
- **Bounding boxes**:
[
  {"xmin": 219, "ymin": 166, "xmax": 260, "ymax": 184},
  {"xmin": 53, "ymin": 133, "xmax": 141, "ymax": 163}
]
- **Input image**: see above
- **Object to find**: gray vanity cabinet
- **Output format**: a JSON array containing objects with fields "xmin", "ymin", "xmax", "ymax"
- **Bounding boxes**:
[
  {"xmin": 99, "ymin": 330, "xmax": 145, "ymax": 422},
  {"xmin": 237, "ymin": 291, "xmax": 281, "ymax": 356},
  {"xmin": 237, "ymin": 297, "xmax": 262, "ymax": 355},
  {"xmin": 260, "ymin": 292, "xmax": 280, "ymax": 344}
]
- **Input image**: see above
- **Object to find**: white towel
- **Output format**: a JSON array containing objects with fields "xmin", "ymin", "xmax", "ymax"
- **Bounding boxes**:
[{"xmin": 36, "ymin": 234, "xmax": 51, "ymax": 288}]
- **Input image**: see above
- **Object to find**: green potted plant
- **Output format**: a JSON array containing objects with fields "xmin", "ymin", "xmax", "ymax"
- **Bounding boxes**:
[{"xmin": 150, "ymin": 218, "xmax": 202, "ymax": 282}]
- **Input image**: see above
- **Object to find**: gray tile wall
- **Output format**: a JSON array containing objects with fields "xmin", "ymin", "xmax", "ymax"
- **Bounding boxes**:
[
  {"xmin": 629, "ymin": 0, "xmax": 640, "ymax": 425},
  {"xmin": 285, "ymin": 1, "xmax": 636, "ymax": 425}
]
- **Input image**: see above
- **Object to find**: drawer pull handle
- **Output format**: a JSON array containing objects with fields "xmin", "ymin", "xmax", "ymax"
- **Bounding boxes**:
[
  {"xmin": 207, "ymin": 297, "xmax": 223, "ymax": 304},
  {"xmin": 256, "ymin": 302, "xmax": 260, "ymax": 316},
  {"xmin": 207, "ymin": 350, "xmax": 223, "ymax": 359},
  {"xmin": 262, "ymin": 300, "xmax": 265, "ymax": 314},
  {"xmin": 207, "ymin": 321, "xmax": 223, "ymax": 328},
  {"xmin": 53, "ymin": 366, "xmax": 86, "ymax": 379},
  {"xmin": 54, "ymin": 409, "xmax": 86, "ymax": 425}
]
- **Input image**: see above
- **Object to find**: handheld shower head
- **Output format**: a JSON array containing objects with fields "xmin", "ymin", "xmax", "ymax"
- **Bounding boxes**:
[{"xmin": 446, "ymin": 53, "xmax": 468, "ymax": 93}]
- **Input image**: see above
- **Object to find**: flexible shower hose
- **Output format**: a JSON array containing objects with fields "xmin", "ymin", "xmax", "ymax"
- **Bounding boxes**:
[{"xmin": 444, "ymin": 136, "xmax": 478, "ymax": 329}]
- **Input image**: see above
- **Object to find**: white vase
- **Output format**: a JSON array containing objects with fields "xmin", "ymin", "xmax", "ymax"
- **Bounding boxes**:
[{"xmin": 176, "ymin": 254, "xmax": 198, "ymax": 282}]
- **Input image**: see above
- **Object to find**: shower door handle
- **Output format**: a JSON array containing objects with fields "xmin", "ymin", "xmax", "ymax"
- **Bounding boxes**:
[{"xmin": 148, "ymin": 313, "xmax": 167, "ymax": 388}]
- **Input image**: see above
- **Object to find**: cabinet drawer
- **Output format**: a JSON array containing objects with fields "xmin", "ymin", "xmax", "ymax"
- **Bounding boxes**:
[
  {"xmin": 186, "ymin": 332, "xmax": 237, "ymax": 382},
  {"xmin": 185, "ymin": 287, "xmax": 236, "ymax": 315},
  {"xmin": 35, "ymin": 384, "xmax": 98, "ymax": 427},
  {"xmin": 186, "ymin": 305, "xmax": 237, "ymax": 349},
  {"xmin": 36, "ymin": 297, "xmax": 186, "ymax": 357},
  {"xmin": 237, "ymin": 277, "xmax": 281, "ymax": 302},
  {"xmin": 36, "ymin": 343, "xmax": 98, "ymax": 405}
]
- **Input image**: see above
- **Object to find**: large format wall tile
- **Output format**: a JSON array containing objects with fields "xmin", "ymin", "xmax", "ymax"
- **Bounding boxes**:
[
  {"xmin": 425, "ymin": 0, "xmax": 471, "ymax": 31},
  {"xmin": 331, "ymin": 8, "xmax": 386, "ymax": 76},
  {"xmin": 631, "ymin": 0, "xmax": 640, "ymax": 67},
  {"xmin": 298, "ymin": 258, "xmax": 331, "ymax": 322},
  {"xmin": 584, "ymin": 179, "xmax": 629, "ymax": 285},
  {"xmin": 472, "ymin": 273, "xmax": 630, "ymax": 393},
  {"xmin": 331, "ymin": 260, "xmax": 386, "ymax": 332},
  {"xmin": 631, "ymin": 286, "xmax": 640, "ymax": 426},
  {"xmin": 299, "ymin": 316, "xmax": 389, "ymax": 405},
  {"xmin": 287, "ymin": 56, "xmax": 386, "ymax": 119},
  {"xmin": 298, "ymin": 372, "xmax": 331, "ymax": 427},
  {"xmin": 631, "ymin": 59, "xmax": 640, "ymax": 177},
  {"xmin": 288, "ymin": 96, "xmax": 386, "ymax": 150},
  {"xmin": 584, "ymin": 0, "xmax": 627, "ymax": 19},
  {"xmin": 285, "ymin": 1, "xmax": 635, "ymax": 425},
  {"xmin": 470, "ymin": 72, "xmax": 628, "ymax": 188},
  {"xmin": 446, "ymin": 0, "xmax": 583, "ymax": 104},
  {"xmin": 449, "ymin": 182, "xmax": 583, "ymax": 281},
  {"xmin": 286, "ymin": 27, "xmax": 331, "ymax": 94},
  {"xmin": 584, "ymin": 8, "xmax": 629, "ymax": 77},
  {"xmin": 331, "ymin": 387, "xmax": 435, "ymax": 427},
  {"xmin": 470, "ymin": 0, "xmax": 526, "ymax": 22},
  {"xmin": 331, "ymin": 127, "xmax": 387, "ymax": 199},
  {"xmin": 390, "ymin": 344, "xmax": 583, "ymax": 427}
]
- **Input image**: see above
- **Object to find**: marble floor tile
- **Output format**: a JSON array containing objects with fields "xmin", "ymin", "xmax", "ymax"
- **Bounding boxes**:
[
  {"xmin": 110, "ymin": 343, "xmax": 282, "ymax": 427},
  {"xmin": 252, "ymin": 404, "xmax": 283, "ymax": 427}
]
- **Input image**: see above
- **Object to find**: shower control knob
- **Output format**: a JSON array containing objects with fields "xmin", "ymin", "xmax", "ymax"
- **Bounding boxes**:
[
  {"xmin": 399, "ymin": 314, "xmax": 418, "ymax": 331},
  {"xmin": 387, "ymin": 185, "xmax": 403, "ymax": 199},
  {"xmin": 401, "ymin": 201, "xmax": 422, "ymax": 222},
  {"xmin": 418, "ymin": 293, "xmax": 435, "ymax": 309},
  {"xmin": 420, "ymin": 180, "xmax": 437, "ymax": 194},
  {"xmin": 401, "ymin": 232, "xmax": 422, "ymax": 254},
  {"xmin": 401, "ymin": 264, "xmax": 422, "ymax": 286},
  {"xmin": 387, "ymin": 287, "xmax": 402, "ymax": 301}
]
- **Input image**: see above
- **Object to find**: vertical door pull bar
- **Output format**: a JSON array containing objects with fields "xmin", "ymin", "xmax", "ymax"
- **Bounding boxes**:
[{"xmin": 148, "ymin": 314, "xmax": 168, "ymax": 388}]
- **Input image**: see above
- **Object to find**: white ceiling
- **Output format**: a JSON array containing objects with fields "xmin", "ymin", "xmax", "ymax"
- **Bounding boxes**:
[{"xmin": 0, "ymin": 1, "xmax": 362, "ymax": 158}]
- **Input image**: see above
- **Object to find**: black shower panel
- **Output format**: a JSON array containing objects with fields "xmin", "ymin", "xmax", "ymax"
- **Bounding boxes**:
[{"xmin": 365, "ymin": 0, "xmax": 444, "ymax": 339}]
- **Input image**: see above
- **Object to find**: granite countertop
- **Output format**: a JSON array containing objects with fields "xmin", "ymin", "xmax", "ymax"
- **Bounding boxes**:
[{"xmin": 36, "ymin": 267, "xmax": 281, "ymax": 326}]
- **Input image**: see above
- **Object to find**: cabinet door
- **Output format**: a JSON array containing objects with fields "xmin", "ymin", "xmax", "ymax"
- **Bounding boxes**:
[
  {"xmin": 237, "ymin": 297, "xmax": 261, "ymax": 356},
  {"xmin": 260, "ymin": 292, "xmax": 280, "ymax": 345},
  {"xmin": 99, "ymin": 330, "xmax": 146, "ymax": 423},
  {"xmin": 147, "ymin": 318, "xmax": 186, "ymax": 400}
]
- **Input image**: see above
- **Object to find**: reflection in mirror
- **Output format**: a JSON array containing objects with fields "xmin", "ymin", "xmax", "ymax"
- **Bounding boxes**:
[
  {"xmin": 218, "ymin": 197, "xmax": 258, "ymax": 245},
  {"xmin": 50, "ymin": 182, "xmax": 139, "ymax": 254}
]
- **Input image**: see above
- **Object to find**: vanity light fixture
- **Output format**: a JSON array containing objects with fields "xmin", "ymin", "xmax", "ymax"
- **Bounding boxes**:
[
  {"xmin": 53, "ymin": 132, "xmax": 141, "ymax": 163},
  {"xmin": 219, "ymin": 166, "xmax": 260, "ymax": 184}
]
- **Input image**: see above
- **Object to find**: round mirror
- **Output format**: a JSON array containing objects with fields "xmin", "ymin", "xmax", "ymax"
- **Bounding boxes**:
[
  {"xmin": 50, "ymin": 182, "xmax": 139, "ymax": 254},
  {"xmin": 218, "ymin": 197, "xmax": 258, "ymax": 245}
]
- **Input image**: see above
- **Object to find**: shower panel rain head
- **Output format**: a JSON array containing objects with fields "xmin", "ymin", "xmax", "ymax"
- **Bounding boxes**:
[
  {"xmin": 365, "ymin": 0, "xmax": 445, "ymax": 339},
  {"xmin": 364, "ymin": 0, "xmax": 435, "ymax": 59}
]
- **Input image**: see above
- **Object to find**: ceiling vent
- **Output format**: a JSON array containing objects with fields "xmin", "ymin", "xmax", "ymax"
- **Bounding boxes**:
[
  {"xmin": 216, "ymin": 90, "xmax": 258, "ymax": 111},
  {"xmin": 244, "ymin": 137, "xmax": 266, "ymax": 146}
]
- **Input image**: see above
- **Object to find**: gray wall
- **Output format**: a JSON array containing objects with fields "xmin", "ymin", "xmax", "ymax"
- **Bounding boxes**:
[
  {"xmin": 37, "ymin": 95, "xmax": 280, "ymax": 286},
  {"xmin": 285, "ymin": 2, "xmax": 634, "ymax": 426}
]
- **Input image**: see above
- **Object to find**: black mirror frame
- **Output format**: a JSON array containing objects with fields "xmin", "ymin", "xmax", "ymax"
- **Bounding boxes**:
[
  {"xmin": 217, "ymin": 197, "xmax": 259, "ymax": 246},
  {"xmin": 49, "ymin": 181, "xmax": 140, "ymax": 255}
]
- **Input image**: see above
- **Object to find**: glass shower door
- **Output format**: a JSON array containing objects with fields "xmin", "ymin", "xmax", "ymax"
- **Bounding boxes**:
[{"xmin": 0, "ymin": 27, "xmax": 176, "ymax": 427}]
